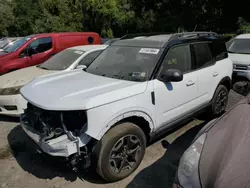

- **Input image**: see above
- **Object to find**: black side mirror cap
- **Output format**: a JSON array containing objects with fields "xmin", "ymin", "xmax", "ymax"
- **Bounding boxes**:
[{"xmin": 159, "ymin": 69, "xmax": 183, "ymax": 82}]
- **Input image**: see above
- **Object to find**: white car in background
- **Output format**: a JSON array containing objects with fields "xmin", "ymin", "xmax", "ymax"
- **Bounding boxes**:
[
  {"xmin": 0, "ymin": 44, "xmax": 107, "ymax": 116},
  {"xmin": 227, "ymin": 34, "xmax": 250, "ymax": 81}
]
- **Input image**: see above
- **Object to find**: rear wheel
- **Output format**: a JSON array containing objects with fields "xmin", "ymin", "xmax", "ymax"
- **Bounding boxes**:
[
  {"xmin": 93, "ymin": 122, "xmax": 146, "ymax": 182},
  {"xmin": 210, "ymin": 85, "xmax": 229, "ymax": 117}
]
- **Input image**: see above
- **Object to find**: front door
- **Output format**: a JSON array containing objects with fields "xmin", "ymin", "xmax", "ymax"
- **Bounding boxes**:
[
  {"xmin": 27, "ymin": 37, "xmax": 53, "ymax": 66},
  {"xmin": 153, "ymin": 44, "xmax": 199, "ymax": 130}
]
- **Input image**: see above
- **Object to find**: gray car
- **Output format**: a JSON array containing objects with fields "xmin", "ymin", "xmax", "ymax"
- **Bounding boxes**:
[{"xmin": 174, "ymin": 93, "xmax": 250, "ymax": 188}]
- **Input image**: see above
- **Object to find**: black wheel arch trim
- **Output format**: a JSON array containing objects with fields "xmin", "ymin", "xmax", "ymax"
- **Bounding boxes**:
[{"xmin": 219, "ymin": 76, "xmax": 232, "ymax": 89}]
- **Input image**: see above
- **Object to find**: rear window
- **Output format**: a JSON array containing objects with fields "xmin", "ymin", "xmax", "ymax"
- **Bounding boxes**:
[{"xmin": 38, "ymin": 49, "xmax": 84, "ymax": 70}]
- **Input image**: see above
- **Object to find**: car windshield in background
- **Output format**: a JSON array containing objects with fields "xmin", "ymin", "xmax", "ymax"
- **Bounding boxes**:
[
  {"xmin": 38, "ymin": 49, "xmax": 85, "ymax": 70},
  {"xmin": 4, "ymin": 37, "xmax": 31, "ymax": 53},
  {"xmin": 227, "ymin": 39, "xmax": 250, "ymax": 54},
  {"xmin": 86, "ymin": 46, "xmax": 162, "ymax": 82}
]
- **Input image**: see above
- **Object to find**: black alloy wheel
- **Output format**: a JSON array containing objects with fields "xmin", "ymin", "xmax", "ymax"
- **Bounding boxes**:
[{"xmin": 109, "ymin": 135, "xmax": 142, "ymax": 174}]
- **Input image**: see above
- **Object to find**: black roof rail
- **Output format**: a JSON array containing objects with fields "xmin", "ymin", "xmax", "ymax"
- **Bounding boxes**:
[
  {"xmin": 171, "ymin": 31, "xmax": 218, "ymax": 40},
  {"xmin": 120, "ymin": 32, "xmax": 172, "ymax": 40}
]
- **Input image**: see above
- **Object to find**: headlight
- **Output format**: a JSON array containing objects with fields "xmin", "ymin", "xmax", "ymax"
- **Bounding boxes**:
[
  {"xmin": 0, "ymin": 85, "xmax": 23, "ymax": 95},
  {"xmin": 177, "ymin": 133, "xmax": 207, "ymax": 188}
]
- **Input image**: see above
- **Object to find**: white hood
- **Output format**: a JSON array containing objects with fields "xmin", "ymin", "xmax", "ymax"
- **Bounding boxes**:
[
  {"xmin": 228, "ymin": 53, "xmax": 250, "ymax": 65},
  {"xmin": 0, "ymin": 66, "xmax": 57, "ymax": 88},
  {"xmin": 20, "ymin": 70, "xmax": 148, "ymax": 111}
]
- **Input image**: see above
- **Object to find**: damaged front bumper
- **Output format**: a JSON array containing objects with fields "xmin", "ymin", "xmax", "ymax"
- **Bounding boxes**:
[{"xmin": 20, "ymin": 114, "xmax": 92, "ymax": 157}]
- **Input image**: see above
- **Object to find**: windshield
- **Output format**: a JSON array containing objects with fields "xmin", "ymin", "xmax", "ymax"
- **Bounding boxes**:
[
  {"xmin": 86, "ymin": 46, "xmax": 162, "ymax": 82},
  {"xmin": 38, "ymin": 49, "xmax": 85, "ymax": 70},
  {"xmin": 1, "ymin": 38, "xmax": 18, "ymax": 49},
  {"xmin": 4, "ymin": 37, "xmax": 31, "ymax": 53},
  {"xmin": 227, "ymin": 39, "xmax": 250, "ymax": 54}
]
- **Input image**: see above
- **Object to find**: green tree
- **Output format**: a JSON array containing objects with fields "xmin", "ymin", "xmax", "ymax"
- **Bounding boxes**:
[
  {"xmin": 34, "ymin": 0, "xmax": 83, "ymax": 33},
  {"xmin": 237, "ymin": 17, "xmax": 250, "ymax": 34},
  {"xmin": 0, "ymin": 0, "xmax": 14, "ymax": 36},
  {"xmin": 77, "ymin": 0, "xmax": 135, "ymax": 37}
]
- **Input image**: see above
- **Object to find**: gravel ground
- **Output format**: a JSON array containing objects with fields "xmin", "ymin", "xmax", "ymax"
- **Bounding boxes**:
[{"xmin": 0, "ymin": 90, "xmax": 246, "ymax": 188}]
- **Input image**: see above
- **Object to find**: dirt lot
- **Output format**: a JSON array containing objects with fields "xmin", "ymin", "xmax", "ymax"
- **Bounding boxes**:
[{"xmin": 0, "ymin": 90, "xmax": 245, "ymax": 188}]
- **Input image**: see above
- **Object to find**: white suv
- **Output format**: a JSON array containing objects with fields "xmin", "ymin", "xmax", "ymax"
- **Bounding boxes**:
[
  {"xmin": 227, "ymin": 34, "xmax": 250, "ymax": 81},
  {"xmin": 20, "ymin": 32, "xmax": 233, "ymax": 182}
]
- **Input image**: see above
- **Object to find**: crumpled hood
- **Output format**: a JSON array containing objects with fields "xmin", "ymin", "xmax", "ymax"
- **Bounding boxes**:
[
  {"xmin": 0, "ymin": 66, "xmax": 57, "ymax": 88},
  {"xmin": 21, "ymin": 70, "xmax": 147, "ymax": 111},
  {"xmin": 228, "ymin": 53, "xmax": 250, "ymax": 65}
]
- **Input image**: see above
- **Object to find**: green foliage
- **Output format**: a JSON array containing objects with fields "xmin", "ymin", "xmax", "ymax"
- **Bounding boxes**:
[
  {"xmin": 1, "ymin": 0, "xmax": 250, "ymax": 37},
  {"xmin": 0, "ymin": 0, "xmax": 14, "ymax": 36},
  {"xmin": 237, "ymin": 17, "xmax": 250, "ymax": 34}
]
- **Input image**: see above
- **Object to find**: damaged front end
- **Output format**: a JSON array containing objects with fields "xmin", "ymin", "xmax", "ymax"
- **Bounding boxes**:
[{"xmin": 20, "ymin": 103, "xmax": 94, "ymax": 171}]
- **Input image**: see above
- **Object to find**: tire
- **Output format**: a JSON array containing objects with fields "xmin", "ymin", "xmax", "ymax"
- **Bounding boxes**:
[
  {"xmin": 92, "ymin": 122, "xmax": 146, "ymax": 182},
  {"xmin": 209, "ymin": 85, "xmax": 229, "ymax": 117}
]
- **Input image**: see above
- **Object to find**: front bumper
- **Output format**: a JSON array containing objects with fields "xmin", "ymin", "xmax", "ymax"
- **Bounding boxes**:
[
  {"xmin": 20, "ymin": 114, "xmax": 92, "ymax": 157},
  {"xmin": 0, "ymin": 94, "xmax": 27, "ymax": 116},
  {"xmin": 233, "ymin": 69, "xmax": 250, "ymax": 81}
]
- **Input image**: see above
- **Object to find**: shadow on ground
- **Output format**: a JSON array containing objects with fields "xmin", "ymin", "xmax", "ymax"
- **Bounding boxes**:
[
  {"xmin": 126, "ymin": 122, "xmax": 207, "ymax": 188},
  {"xmin": 7, "ymin": 125, "xmax": 107, "ymax": 184}
]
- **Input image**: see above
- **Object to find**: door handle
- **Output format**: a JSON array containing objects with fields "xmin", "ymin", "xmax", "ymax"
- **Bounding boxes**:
[
  {"xmin": 213, "ymin": 72, "xmax": 219, "ymax": 77},
  {"xmin": 186, "ymin": 80, "xmax": 195, "ymax": 86}
]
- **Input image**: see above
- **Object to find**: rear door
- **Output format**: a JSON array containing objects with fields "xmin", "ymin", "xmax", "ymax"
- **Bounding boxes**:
[
  {"xmin": 27, "ymin": 37, "xmax": 53, "ymax": 66},
  {"xmin": 153, "ymin": 44, "xmax": 199, "ymax": 129},
  {"xmin": 191, "ymin": 42, "xmax": 217, "ymax": 104}
]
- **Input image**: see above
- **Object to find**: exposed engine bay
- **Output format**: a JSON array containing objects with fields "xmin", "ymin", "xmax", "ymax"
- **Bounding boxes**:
[{"xmin": 21, "ymin": 103, "xmax": 95, "ymax": 171}]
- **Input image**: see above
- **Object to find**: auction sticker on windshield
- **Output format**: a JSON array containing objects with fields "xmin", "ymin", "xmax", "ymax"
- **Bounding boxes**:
[{"xmin": 139, "ymin": 48, "xmax": 160, "ymax": 55}]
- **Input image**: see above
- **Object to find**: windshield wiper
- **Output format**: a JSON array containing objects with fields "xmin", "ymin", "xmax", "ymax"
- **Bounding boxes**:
[
  {"xmin": 111, "ymin": 74, "xmax": 124, "ymax": 79},
  {"xmin": 39, "ymin": 66, "xmax": 49, "ymax": 70}
]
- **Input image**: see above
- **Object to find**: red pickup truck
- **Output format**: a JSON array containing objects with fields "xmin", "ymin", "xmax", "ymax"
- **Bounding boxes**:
[{"xmin": 0, "ymin": 32, "xmax": 101, "ymax": 74}]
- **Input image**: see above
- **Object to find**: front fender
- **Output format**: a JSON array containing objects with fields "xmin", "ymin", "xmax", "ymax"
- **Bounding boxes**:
[
  {"xmin": 97, "ymin": 109, "xmax": 155, "ymax": 140},
  {"xmin": 85, "ymin": 83, "xmax": 155, "ymax": 140},
  {"xmin": 86, "ymin": 105, "xmax": 155, "ymax": 140},
  {"xmin": 1, "ymin": 61, "xmax": 22, "ymax": 73}
]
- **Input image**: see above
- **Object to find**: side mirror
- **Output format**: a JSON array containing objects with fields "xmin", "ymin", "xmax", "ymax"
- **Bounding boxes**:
[
  {"xmin": 27, "ymin": 47, "xmax": 35, "ymax": 56},
  {"xmin": 159, "ymin": 69, "xmax": 183, "ymax": 82},
  {"xmin": 76, "ymin": 65, "xmax": 87, "ymax": 70}
]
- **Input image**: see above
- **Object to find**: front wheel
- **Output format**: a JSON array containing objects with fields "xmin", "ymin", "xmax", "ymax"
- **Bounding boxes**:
[{"xmin": 93, "ymin": 122, "xmax": 146, "ymax": 182}]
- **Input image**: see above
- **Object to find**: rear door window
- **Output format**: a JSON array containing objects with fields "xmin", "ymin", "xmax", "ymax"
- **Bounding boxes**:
[{"xmin": 193, "ymin": 43, "xmax": 213, "ymax": 69}]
